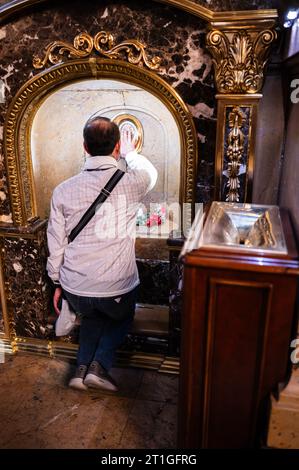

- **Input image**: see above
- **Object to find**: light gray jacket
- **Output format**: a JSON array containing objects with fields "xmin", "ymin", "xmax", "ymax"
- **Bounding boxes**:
[{"xmin": 46, "ymin": 151, "xmax": 157, "ymax": 297}]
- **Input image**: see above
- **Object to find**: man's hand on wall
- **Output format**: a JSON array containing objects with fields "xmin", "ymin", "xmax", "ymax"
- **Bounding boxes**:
[{"xmin": 120, "ymin": 129, "xmax": 136, "ymax": 157}]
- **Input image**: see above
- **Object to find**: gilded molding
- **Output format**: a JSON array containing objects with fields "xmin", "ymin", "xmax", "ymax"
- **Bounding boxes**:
[
  {"xmin": 4, "ymin": 122, "xmax": 25, "ymax": 225},
  {"xmin": 4, "ymin": 58, "xmax": 197, "ymax": 225},
  {"xmin": 112, "ymin": 114, "xmax": 144, "ymax": 153},
  {"xmin": 215, "ymin": 96, "xmax": 259, "ymax": 203},
  {"xmin": 33, "ymin": 31, "xmax": 162, "ymax": 71},
  {"xmin": 0, "ymin": 0, "xmax": 278, "ymax": 25},
  {"xmin": 207, "ymin": 28, "xmax": 277, "ymax": 94},
  {"xmin": 226, "ymin": 106, "xmax": 246, "ymax": 202},
  {"xmin": 0, "ymin": 243, "xmax": 13, "ymax": 340}
]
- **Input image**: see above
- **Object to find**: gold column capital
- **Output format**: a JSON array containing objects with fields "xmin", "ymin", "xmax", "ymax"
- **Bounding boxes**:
[{"xmin": 206, "ymin": 22, "xmax": 277, "ymax": 95}]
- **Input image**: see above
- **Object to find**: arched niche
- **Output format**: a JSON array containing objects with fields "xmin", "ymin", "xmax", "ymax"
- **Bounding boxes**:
[{"xmin": 4, "ymin": 58, "xmax": 198, "ymax": 228}]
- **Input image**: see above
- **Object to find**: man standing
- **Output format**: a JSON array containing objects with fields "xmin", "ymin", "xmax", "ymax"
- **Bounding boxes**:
[{"xmin": 47, "ymin": 116, "xmax": 157, "ymax": 392}]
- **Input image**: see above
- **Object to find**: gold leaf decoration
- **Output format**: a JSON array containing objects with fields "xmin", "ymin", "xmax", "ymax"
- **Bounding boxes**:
[
  {"xmin": 226, "ymin": 107, "xmax": 246, "ymax": 203},
  {"xmin": 33, "ymin": 31, "xmax": 161, "ymax": 71},
  {"xmin": 207, "ymin": 28, "xmax": 277, "ymax": 94}
]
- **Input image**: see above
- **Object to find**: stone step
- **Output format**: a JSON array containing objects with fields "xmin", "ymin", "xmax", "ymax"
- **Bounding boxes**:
[{"xmin": 131, "ymin": 304, "xmax": 169, "ymax": 336}]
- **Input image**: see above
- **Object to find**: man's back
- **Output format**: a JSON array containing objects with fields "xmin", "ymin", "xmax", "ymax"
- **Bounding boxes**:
[
  {"xmin": 47, "ymin": 152, "xmax": 157, "ymax": 297},
  {"xmin": 47, "ymin": 116, "xmax": 158, "ymax": 391}
]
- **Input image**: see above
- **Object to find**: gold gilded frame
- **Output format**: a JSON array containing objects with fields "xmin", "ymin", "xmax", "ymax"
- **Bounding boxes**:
[
  {"xmin": 4, "ymin": 58, "xmax": 198, "ymax": 226},
  {"xmin": 112, "ymin": 114, "xmax": 144, "ymax": 154}
]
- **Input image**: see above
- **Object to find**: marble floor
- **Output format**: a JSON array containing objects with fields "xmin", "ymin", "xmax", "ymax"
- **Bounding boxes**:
[
  {"xmin": 267, "ymin": 367, "xmax": 299, "ymax": 449},
  {"xmin": 0, "ymin": 354, "xmax": 178, "ymax": 449}
]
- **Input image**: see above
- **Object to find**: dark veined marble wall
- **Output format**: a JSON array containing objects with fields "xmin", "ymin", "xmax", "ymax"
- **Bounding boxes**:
[{"xmin": 1, "ymin": 231, "xmax": 52, "ymax": 339}]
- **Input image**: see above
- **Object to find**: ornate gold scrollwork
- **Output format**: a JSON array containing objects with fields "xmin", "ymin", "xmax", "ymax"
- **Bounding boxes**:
[
  {"xmin": 207, "ymin": 28, "xmax": 277, "ymax": 94},
  {"xmin": 226, "ymin": 106, "xmax": 246, "ymax": 203},
  {"xmin": 33, "ymin": 31, "xmax": 162, "ymax": 71}
]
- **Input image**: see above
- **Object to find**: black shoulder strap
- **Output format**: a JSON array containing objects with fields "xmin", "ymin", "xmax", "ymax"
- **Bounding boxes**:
[{"xmin": 68, "ymin": 169, "xmax": 125, "ymax": 243}]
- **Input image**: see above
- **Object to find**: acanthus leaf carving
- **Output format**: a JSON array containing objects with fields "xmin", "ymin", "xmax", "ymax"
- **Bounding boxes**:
[
  {"xmin": 226, "ymin": 106, "xmax": 246, "ymax": 203},
  {"xmin": 33, "ymin": 31, "xmax": 162, "ymax": 71},
  {"xmin": 207, "ymin": 28, "xmax": 277, "ymax": 94}
]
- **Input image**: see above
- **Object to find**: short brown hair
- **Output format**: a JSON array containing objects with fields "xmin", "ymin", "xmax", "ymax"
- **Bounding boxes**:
[{"xmin": 83, "ymin": 117, "xmax": 120, "ymax": 156}]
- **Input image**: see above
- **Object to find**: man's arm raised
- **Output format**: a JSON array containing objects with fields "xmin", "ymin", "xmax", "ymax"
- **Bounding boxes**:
[{"xmin": 120, "ymin": 129, "xmax": 158, "ymax": 194}]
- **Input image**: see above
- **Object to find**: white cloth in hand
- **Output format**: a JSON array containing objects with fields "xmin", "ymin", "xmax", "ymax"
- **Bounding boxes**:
[{"xmin": 55, "ymin": 299, "xmax": 77, "ymax": 336}]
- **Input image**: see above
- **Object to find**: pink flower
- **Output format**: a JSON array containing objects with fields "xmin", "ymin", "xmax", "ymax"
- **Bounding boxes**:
[{"xmin": 146, "ymin": 214, "xmax": 162, "ymax": 227}]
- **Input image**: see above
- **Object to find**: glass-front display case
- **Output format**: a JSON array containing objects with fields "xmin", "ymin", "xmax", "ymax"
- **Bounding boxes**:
[{"xmin": 201, "ymin": 202, "xmax": 287, "ymax": 254}]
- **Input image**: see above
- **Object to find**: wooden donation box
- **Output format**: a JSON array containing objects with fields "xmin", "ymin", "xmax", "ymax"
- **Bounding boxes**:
[{"xmin": 178, "ymin": 202, "xmax": 299, "ymax": 448}]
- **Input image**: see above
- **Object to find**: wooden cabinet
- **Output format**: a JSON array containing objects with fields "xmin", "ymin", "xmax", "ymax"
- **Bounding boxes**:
[{"xmin": 178, "ymin": 209, "xmax": 299, "ymax": 448}]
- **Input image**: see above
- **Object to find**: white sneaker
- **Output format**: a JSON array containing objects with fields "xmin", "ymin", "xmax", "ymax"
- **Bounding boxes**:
[
  {"xmin": 69, "ymin": 365, "xmax": 88, "ymax": 391},
  {"xmin": 84, "ymin": 361, "xmax": 118, "ymax": 392}
]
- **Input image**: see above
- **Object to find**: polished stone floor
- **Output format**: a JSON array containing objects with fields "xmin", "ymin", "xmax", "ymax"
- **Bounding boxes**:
[{"xmin": 0, "ymin": 354, "xmax": 178, "ymax": 449}]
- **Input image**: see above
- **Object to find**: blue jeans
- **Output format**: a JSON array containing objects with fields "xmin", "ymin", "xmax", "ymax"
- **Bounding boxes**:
[{"xmin": 63, "ymin": 287, "xmax": 138, "ymax": 371}]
